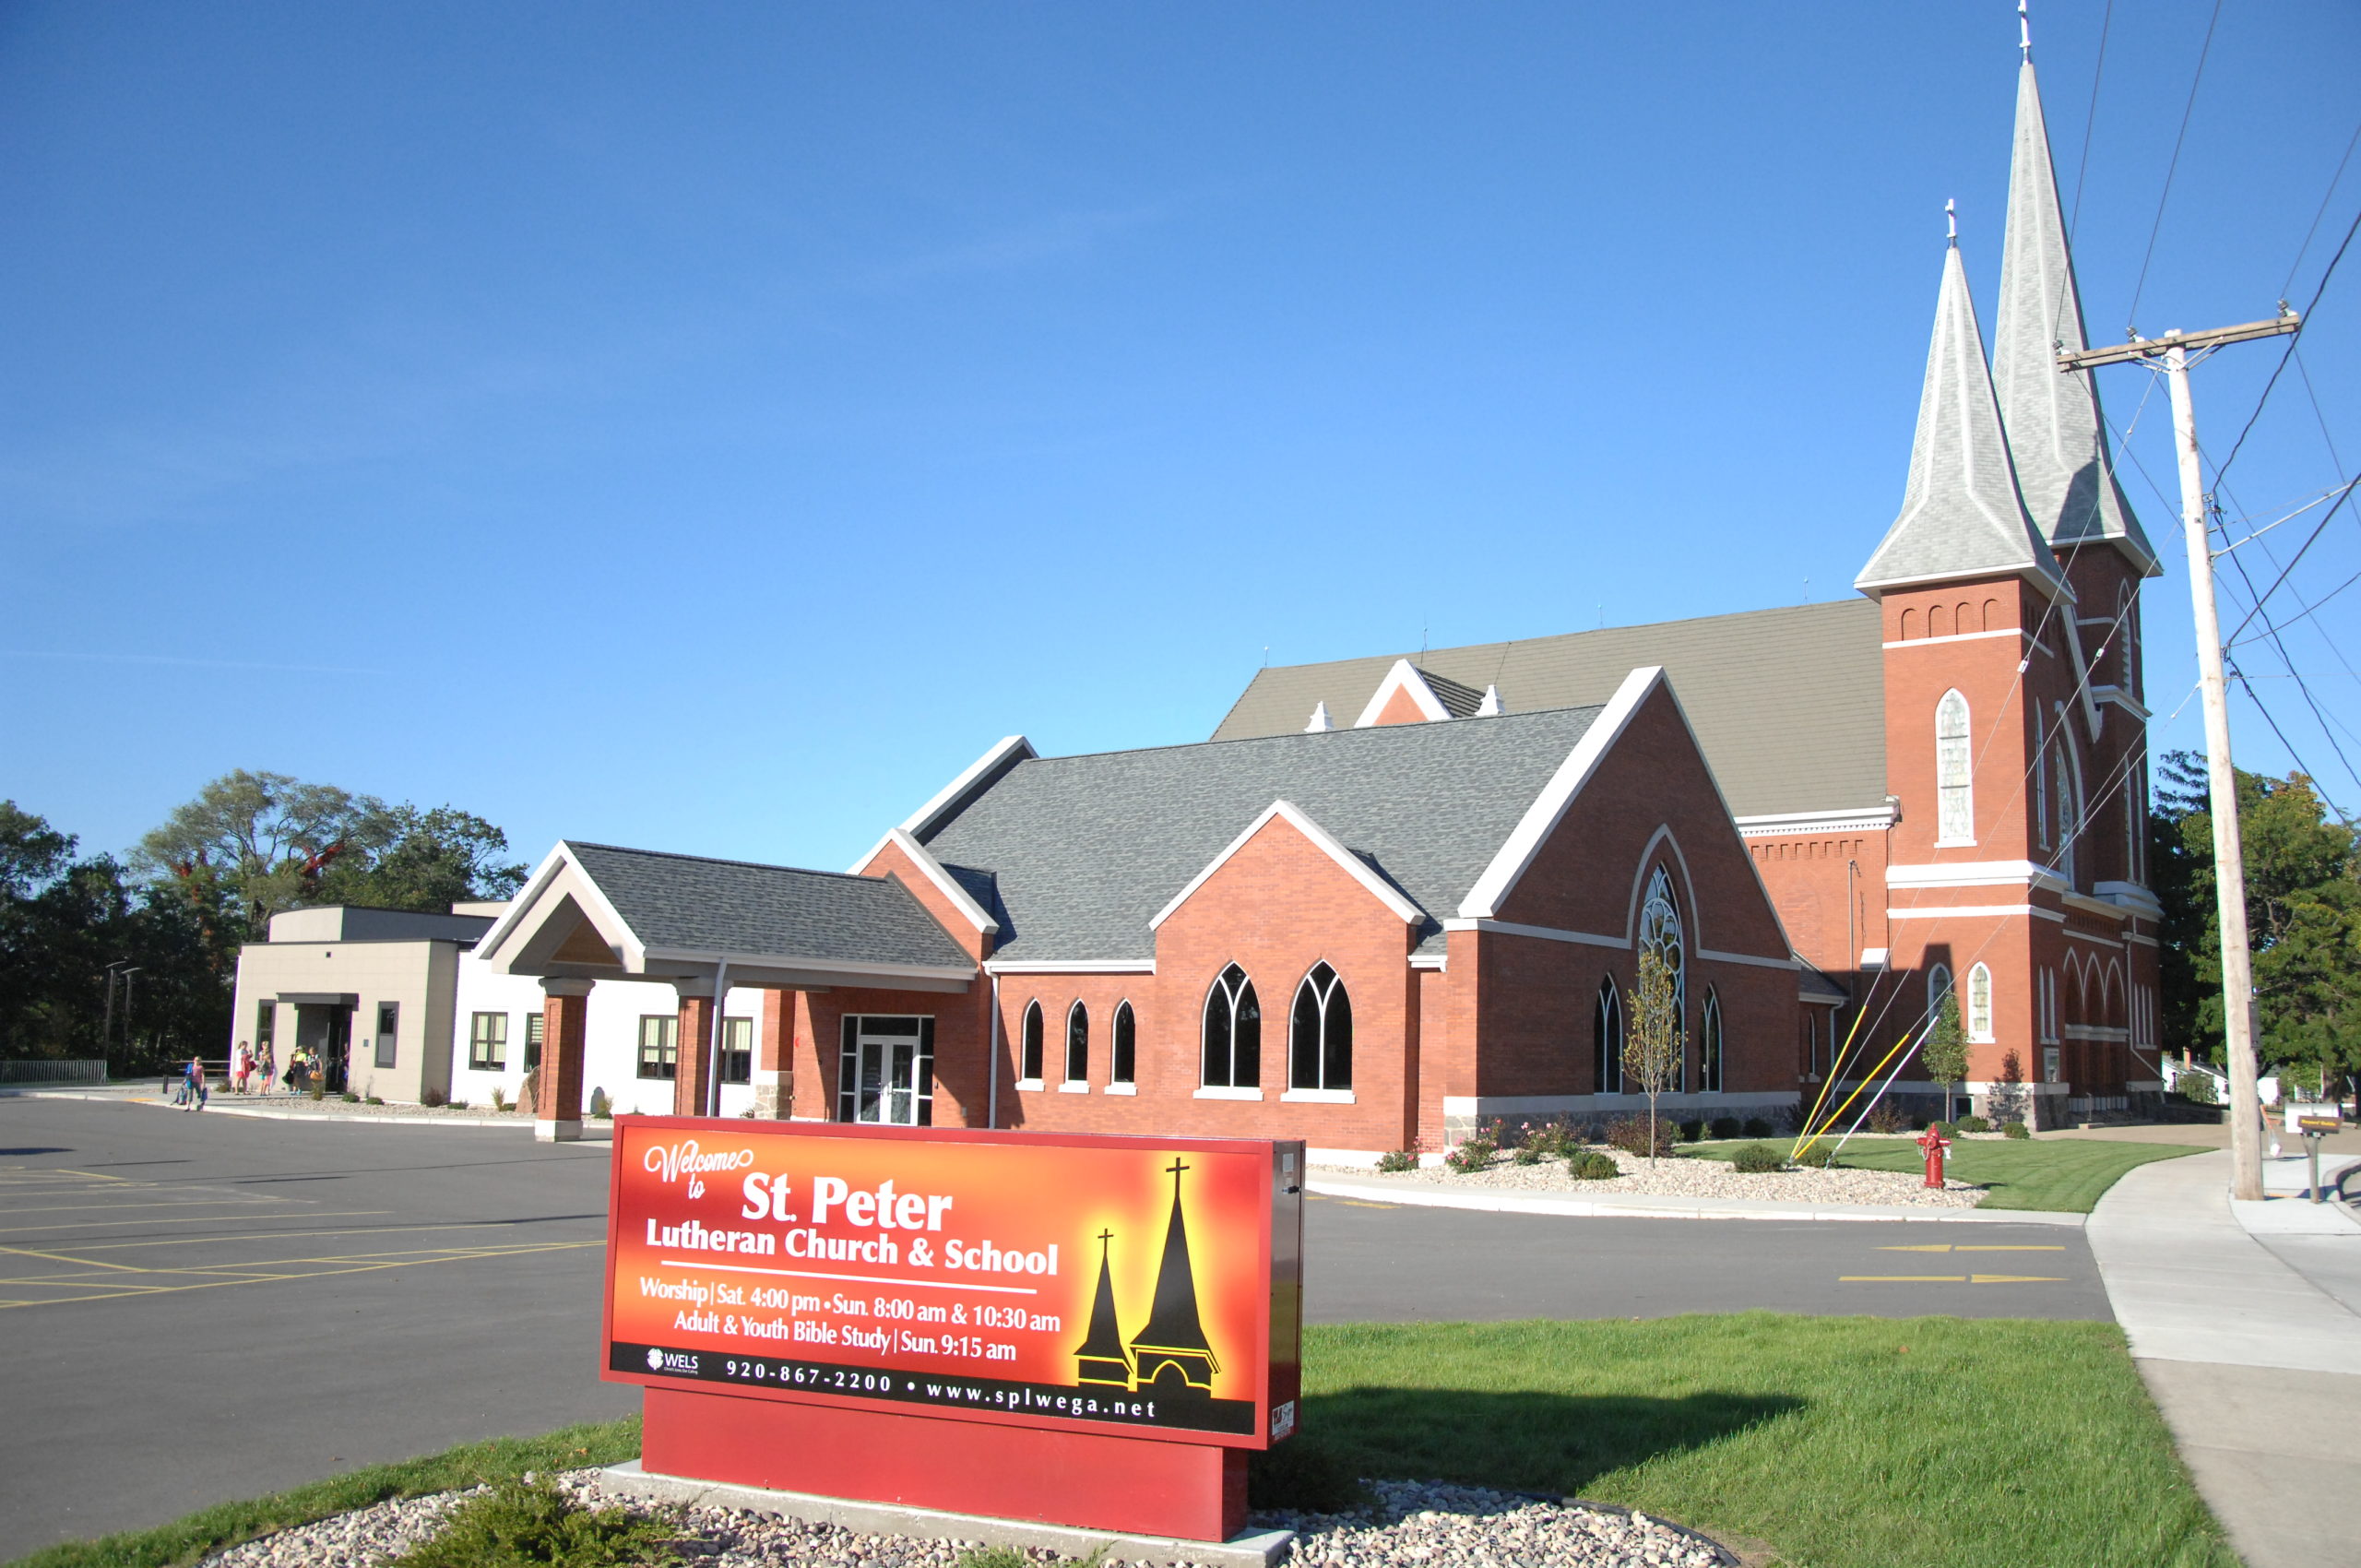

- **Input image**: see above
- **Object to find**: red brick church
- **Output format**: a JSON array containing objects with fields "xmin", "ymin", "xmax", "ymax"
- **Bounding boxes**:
[{"xmin": 477, "ymin": 34, "xmax": 2160, "ymax": 1149}]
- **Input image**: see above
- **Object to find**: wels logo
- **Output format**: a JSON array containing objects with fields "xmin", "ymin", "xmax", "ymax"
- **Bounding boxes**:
[{"xmin": 647, "ymin": 1349, "xmax": 701, "ymax": 1374}]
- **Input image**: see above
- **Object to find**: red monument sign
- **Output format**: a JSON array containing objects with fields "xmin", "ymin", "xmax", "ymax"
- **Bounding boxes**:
[{"xmin": 605, "ymin": 1119, "xmax": 1304, "ymax": 1541}]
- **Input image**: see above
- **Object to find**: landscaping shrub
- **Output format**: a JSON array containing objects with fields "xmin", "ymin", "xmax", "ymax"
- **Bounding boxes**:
[
  {"xmin": 390, "ymin": 1477, "xmax": 676, "ymax": 1568},
  {"xmin": 1710, "ymin": 1116, "xmax": 1741, "ymax": 1140},
  {"xmin": 951, "ymin": 1550, "xmax": 1028, "ymax": 1568},
  {"xmin": 1521, "ymin": 1119, "xmax": 1575, "ymax": 1159},
  {"xmin": 421, "ymin": 1087, "xmax": 448, "ymax": 1109},
  {"xmin": 2178, "ymin": 1072, "xmax": 2218, "ymax": 1105},
  {"xmin": 588, "ymin": 1088, "xmax": 611, "ymax": 1119},
  {"xmin": 1245, "ymin": 1438, "xmax": 1374, "ymax": 1515},
  {"xmin": 492, "ymin": 1087, "xmax": 508, "ymax": 1111},
  {"xmin": 1512, "ymin": 1141, "xmax": 1548, "ymax": 1165},
  {"xmin": 1374, "ymin": 1147, "xmax": 1419, "ymax": 1173},
  {"xmin": 1442, "ymin": 1124, "xmax": 1498, "ymax": 1173},
  {"xmin": 1954, "ymin": 1114, "xmax": 1990, "ymax": 1134},
  {"xmin": 1676, "ymin": 1119, "xmax": 1703, "ymax": 1143},
  {"xmin": 340, "ymin": 1092, "xmax": 360, "ymax": 1103},
  {"xmin": 365, "ymin": 1095, "xmax": 384, "ymax": 1106},
  {"xmin": 1741, "ymin": 1116, "xmax": 1774, "ymax": 1139},
  {"xmin": 1730, "ymin": 1143, "xmax": 1786, "ymax": 1174},
  {"xmin": 2004, "ymin": 1119, "xmax": 2033, "ymax": 1140},
  {"xmin": 1865, "ymin": 1102, "xmax": 1909, "ymax": 1134},
  {"xmin": 1606, "ymin": 1115, "xmax": 1676, "ymax": 1158},
  {"xmin": 1792, "ymin": 1145, "xmax": 1842, "ymax": 1169},
  {"xmin": 1566, "ymin": 1149, "xmax": 1621, "ymax": 1180}
]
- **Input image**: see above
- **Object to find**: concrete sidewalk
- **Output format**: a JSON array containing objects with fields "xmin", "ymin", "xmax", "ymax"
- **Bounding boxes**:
[{"xmin": 2088, "ymin": 1148, "xmax": 2361, "ymax": 1568}]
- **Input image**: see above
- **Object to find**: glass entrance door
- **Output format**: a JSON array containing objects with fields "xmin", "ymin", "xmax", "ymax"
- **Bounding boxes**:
[{"xmin": 838, "ymin": 1016, "xmax": 933, "ymax": 1125}]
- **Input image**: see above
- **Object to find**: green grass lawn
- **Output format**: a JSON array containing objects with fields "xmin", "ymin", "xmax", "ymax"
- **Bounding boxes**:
[
  {"xmin": 6, "ymin": 1420, "xmax": 644, "ymax": 1568},
  {"xmin": 1299, "ymin": 1315, "xmax": 2229, "ymax": 1568},
  {"xmin": 1683, "ymin": 1135, "xmax": 2202, "ymax": 1212},
  {"xmin": 10, "ymin": 1318, "xmax": 2227, "ymax": 1568}
]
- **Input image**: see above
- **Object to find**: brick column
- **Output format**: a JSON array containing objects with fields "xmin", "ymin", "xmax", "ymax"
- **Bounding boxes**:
[
  {"xmin": 755, "ymin": 988, "xmax": 792, "ymax": 1119},
  {"xmin": 675, "ymin": 985, "xmax": 718, "ymax": 1119},
  {"xmin": 537, "ymin": 979, "xmax": 594, "ymax": 1143}
]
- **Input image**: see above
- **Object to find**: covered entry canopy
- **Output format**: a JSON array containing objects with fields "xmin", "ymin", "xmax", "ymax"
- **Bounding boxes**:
[{"xmin": 476, "ymin": 840, "xmax": 977, "ymax": 993}]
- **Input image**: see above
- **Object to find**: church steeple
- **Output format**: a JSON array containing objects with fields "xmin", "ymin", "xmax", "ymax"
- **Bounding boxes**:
[
  {"xmin": 1857, "ymin": 213, "xmax": 2066, "ymax": 600},
  {"xmin": 1073, "ymin": 1229, "xmax": 1134, "ymax": 1387},
  {"xmin": 1989, "ymin": 14, "xmax": 2160, "ymax": 576}
]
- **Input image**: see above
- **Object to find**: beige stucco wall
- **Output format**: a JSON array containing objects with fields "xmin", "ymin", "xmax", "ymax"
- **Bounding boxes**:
[{"xmin": 230, "ymin": 939, "xmax": 460, "ymax": 1104}]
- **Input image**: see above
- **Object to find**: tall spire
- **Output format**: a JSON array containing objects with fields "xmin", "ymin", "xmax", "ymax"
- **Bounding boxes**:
[
  {"xmin": 1126, "ymin": 1158, "xmax": 1218, "ymax": 1390},
  {"xmin": 1989, "ymin": 32, "xmax": 2161, "ymax": 576},
  {"xmin": 1858, "ymin": 213, "xmax": 2065, "ymax": 599}
]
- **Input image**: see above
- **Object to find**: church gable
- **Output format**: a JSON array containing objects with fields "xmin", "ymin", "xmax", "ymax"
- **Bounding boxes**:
[{"xmin": 1353, "ymin": 659, "xmax": 1488, "ymax": 728}]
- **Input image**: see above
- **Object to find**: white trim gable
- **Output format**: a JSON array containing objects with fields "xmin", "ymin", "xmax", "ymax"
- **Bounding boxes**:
[
  {"xmin": 848, "ymin": 828, "xmax": 999, "ymax": 935},
  {"xmin": 472, "ymin": 842, "xmax": 647, "ymax": 975},
  {"xmin": 1353, "ymin": 659, "xmax": 1453, "ymax": 728},
  {"xmin": 1458, "ymin": 667, "xmax": 1663, "ymax": 920},
  {"xmin": 898, "ymin": 735, "xmax": 1037, "ymax": 841},
  {"xmin": 1149, "ymin": 800, "xmax": 1425, "ymax": 931}
]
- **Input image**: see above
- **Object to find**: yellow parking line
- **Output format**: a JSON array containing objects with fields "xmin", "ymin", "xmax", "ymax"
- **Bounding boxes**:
[
  {"xmin": 52, "ymin": 1219, "xmax": 573, "ymax": 1254},
  {"xmin": 0, "ymin": 1209, "xmax": 392, "ymax": 1239},
  {"xmin": 0, "ymin": 1241, "xmax": 603, "ymax": 1310}
]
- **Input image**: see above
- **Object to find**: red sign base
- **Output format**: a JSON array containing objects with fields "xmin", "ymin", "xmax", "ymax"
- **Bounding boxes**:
[{"xmin": 643, "ymin": 1386, "xmax": 1251, "ymax": 1543}]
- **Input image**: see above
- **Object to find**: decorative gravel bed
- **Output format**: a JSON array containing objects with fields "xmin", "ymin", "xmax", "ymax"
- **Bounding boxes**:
[
  {"xmin": 1318, "ymin": 1147, "xmax": 1986, "ymax": 1208},
  {"xmin": 198, "ymin": 1470, "xmax": 1737, "ymax": 1568},
  {"xmin": 192, "ymin": 1094, "xmax": 544, "ymax": 1121}
]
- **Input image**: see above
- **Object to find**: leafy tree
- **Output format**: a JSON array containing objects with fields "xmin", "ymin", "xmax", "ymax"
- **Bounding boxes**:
[
  {"xmin": 2152, "ymin": 752, "xmax": 2361, "ymax": 1094},
  {"xmin": 1921, "ymin": 988, "xmax": 1969, "ymax": 1106},
  {"xmin": 1623, "ymin": 945, "xmax": 1682, "ymax": 1161},
  {"xmin": 133, "ymin": 769, "xmax": 400, "ymax": 931},
  {"xmin": 314, "ymin": 805, "xmax": 528, "ymax": 911}
]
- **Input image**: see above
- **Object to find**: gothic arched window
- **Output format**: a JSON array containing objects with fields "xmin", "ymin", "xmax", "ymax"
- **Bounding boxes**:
[
  {"xmin": 1064, "ymin": 1001, "xmax": 1089, "ymax": 1085},
  {"xmin": 1639, "ymin": 866, "xmax": 1687, "ymax": 1090},
  {"xmin": 1288, "ymin": 963, "xmax": 1353, "ymax": 1092},
  {"xmin": 1699, "ymin": 988, "xmax": 1725, "ymax": 1093},
  {"xmin": 1594, "ymin": 976, "xmax": 1624, "ymax": 1094},
  {"xmin": 1019, "ymin": 1000, "xmax": 1044, "ymax": 1084},
  {"xmin": 1936, "ymin": 691, "xmax": 1974, "ymax": 842},
  {"xmin": 1202, "ymin": 965, "xmax": 1261, "ymax": 1089},
  {"xmin": 1966, "ymin": 964, "xmax": 1994, "ymax": 1042},
  {"xmin": 2053, "ymin": 740, "xmax": 2082, "ymax": 883},
  {"xmin": 1927, "ymin": 964, "xmax": 1953, "ymax": 1030},
  {"xmin": 1110, "ymin": 1001, "xmax": 1136, "ymax": 1087}
]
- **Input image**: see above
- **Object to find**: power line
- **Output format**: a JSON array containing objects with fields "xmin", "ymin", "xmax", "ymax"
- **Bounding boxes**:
[
  {"xmin": 2213, "ymin": 204, "xmax": 2361, "ymax": 490},
  {"xmin": 2221, "ymin": 472, "xmax": 2361, "ymax": 644},
  {"xmin": 2283, "ymin": 119, "xmax": 2361, "ymax": 299},
  {"xmin": 2053, "ymin": 0, "xmax": 2117, "ymax": 340},
  {"xmin": 2126, "ymin": 0, "xmax": 2224, "ymax": 335}
]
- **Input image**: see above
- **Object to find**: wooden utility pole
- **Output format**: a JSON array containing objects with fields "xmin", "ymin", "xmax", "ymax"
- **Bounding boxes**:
[{"xmin": 2060, "ymin": 313, "xmax": 2297, "ymax": 1202}]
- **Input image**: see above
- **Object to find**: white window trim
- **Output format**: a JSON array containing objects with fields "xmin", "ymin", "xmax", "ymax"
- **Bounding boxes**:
[
  {"xmin": 1104, "ymin": 1082, "xmax": 1137, "ymax": 1096},
  {"xmin": 1058, "ymin": 1080, "xmax": 1090, "ymax": 1094},
  {"xmin": 1014, "ymin": 1077, "xmax": 1045, "ymax": 1092},
  {"xmin": 1281, "ymin": 1087, "xmax": 1356, "ymax": 1104},
  {"xmin": 1966, "ymin": 963, "xmax": 1995, "ymax": 1042},
  {"xmin": 1193, "ymin": 1086, "xmax": 1263, "ymax": 1101}
]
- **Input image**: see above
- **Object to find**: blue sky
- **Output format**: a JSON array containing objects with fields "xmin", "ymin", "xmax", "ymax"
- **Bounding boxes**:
[{"xmin": 5, "ymin": 1, "xmax": 2356, "ymax": 875}]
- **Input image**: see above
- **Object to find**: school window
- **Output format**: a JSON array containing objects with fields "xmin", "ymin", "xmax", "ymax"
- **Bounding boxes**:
[
  {"xmin": 255, "ymin": 1002, "xmax": 276, "ymax": 1051},
  {"xmin": 837, "ymin": 1015, "xmax": 933, "ymax": 1126},
  {"xmin": 1202, "ymin": 964, "xmax": 1261, "ymax": 1088},
  {"xmin": 637, "ymin": 1015, "xmax": 679, "ymax": 1079},
  {"xmin": 469, "ymin": 1012, "xmax": 508, "ymax": 1072},
  {"xmin": 1110, "ymin": 1001, "xmax": 1137, "ymax": 1086},
  {"xmin": 1064, "ymin": 1002, "xmax": 1090, "ymax": 1085},
  {"xmin": 1019, "ymin": 1001, "xmax": 1045, "ymax": 1083},
  {"xmin": 1287, "ymin": 962, "xmax": 1353, "ymax": 1092},
  {"xmin": 525, "ymin": 1012, "xmax": 544, "ymax": 1071},
  {"xmin": 1699, "ymin": 988, "xmax": 1725, "ymax": 1093},
  {"xmin": 1594, "ymin": 977, "xmax": 1624, "ymax": 1093},
  {"xmin": 719, "ymin": 1016, "xmax": 753, "ymax": 1085}
]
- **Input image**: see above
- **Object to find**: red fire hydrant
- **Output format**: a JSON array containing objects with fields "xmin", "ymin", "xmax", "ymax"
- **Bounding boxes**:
[{"xmin": 1917, "ymin": 1124, "xmax": 1952, "ymax": 1189}]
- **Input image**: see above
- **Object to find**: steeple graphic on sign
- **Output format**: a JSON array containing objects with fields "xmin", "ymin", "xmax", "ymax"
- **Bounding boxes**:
[
  {"xmin": 1857, "ymin": 211, "xmax": 2065, "ymax": 599},
  {"xmin": 1988, "ymin": 16, "xmax": 2159, "ymax": 576},
  {"xmin": 1074, "ymin": 1229, "xmax": 1134, "ymax": 1387},
  {"xmin": 1127, "ymin": 1158, "xmax": 1220, "ymax": 1391}
]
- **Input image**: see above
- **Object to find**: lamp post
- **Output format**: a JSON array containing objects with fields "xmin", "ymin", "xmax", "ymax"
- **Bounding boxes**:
[
  {"xmin": 118, "ymin": 968, "xmax": 144, "ymax": 1063},
  {"xmin": 102, "ymin": 962, "xmax": 129, "ymax": 1056}
]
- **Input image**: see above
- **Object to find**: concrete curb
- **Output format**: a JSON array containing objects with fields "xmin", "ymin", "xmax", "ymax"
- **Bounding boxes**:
[
  {"xmin": 13, "ymin": 1089, "xmax": 564, "ymax": 1132},
  {"xmin": 1306, "ymin": 1175, "xmax": 2087, "ymax": 1227},
  {"xmin": 598, "ymin": 1460, "xmax": 1294, "ymax": 1568}
]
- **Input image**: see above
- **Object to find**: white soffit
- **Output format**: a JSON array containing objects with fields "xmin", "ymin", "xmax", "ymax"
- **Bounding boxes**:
[
  {"xmin": 1148, "ymin": 800, "xmax": 1425, "ymax": 931},
  {"xmin": 1352, "ymin": 659, "xmax": 1453, "ymax": 728},
  {"xmin": 1458, "ymin": 666, "xmax": 1663, "ymax": 920}
]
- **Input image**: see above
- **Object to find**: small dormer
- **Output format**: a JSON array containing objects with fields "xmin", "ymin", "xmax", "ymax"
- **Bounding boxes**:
[{"xmin": 1354, "ymin": 659, "xmax": 1489, "ymax": 727}]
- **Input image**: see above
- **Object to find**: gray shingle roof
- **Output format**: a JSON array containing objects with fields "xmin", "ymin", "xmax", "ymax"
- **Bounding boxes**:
[
  {"xmin": 564, "ymin": 841, "xmax": 975, "ymax": 970},
  {"xmin": 1210, "ymin": 601, "xmax": 1887, "ymax": 818},
  {"xmin": 1857, "ymin": 239, "xmax": 2064, "ymax": 598},
  {"xmin": 1415, "ymin": 666, "xmax": 1487, "ymax": 718},
  {"xmin": 918, "ymin": 707, "xmax": 1606, "ymax": 962},
  {"xmin": 1990, "ymin": 56, "xmax": 2159, "ymax": 576}
]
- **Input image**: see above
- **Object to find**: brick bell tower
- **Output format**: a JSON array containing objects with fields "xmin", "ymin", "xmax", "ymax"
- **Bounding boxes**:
[{"xmin": 1851, "ymin": 19, "xmax": 2166, "ymax": 1126}]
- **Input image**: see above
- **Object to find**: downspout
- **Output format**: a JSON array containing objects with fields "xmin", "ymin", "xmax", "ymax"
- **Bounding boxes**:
[
  {"xmin": 987, "ymin": 972, "xmax": 1002, "ymax": 1130},
  {"xmin": 706, "ymin": 957, "xmax": 730, "ymax": 1119}
]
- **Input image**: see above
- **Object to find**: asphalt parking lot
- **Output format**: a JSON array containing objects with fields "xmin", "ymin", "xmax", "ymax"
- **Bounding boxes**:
[{"xmin": 0, "ymin": 1097, "xmax": 2106, "ymax": 1560}]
